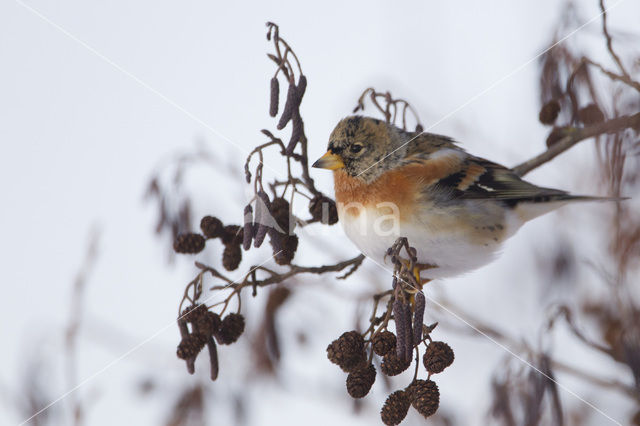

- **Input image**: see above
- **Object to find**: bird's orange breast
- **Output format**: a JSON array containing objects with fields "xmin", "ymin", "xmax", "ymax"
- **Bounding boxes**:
[{"xmin": 333, "ymin": 168, "xmax": 423, "ymax": 219}]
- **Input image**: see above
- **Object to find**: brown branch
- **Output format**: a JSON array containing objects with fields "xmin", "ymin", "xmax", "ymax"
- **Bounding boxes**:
[
  {"xmin": 599, "ymin": 0, "xmax": 630, "ymax": 80},
  {"xmin": 513, "ymin": 112, "xmax": 640, "ymax": 176},
  {"xmin": 65, "ymin": 227, "xmax": 100, "ymax": 426},
  {"xmin": 584, "ymin": 57, "xmax": 640, "ymax": 93},
  {"xmin": 204, "ymin": 254, "xmax": 365, "ymax": 292},
  {"xmin": 353, "ymin": 87, "xmax": 423, "ymax": 131},
  {"xmin": 254, "ymin": 254, "xmax": 366, "ymax": 286},
  {"xmin": 546, "ymin": 305, "xmax": 617, "ymax": 359},
  {"xmin": 550, "ymin": 357, "xmax": 638, "ymax": 400}
]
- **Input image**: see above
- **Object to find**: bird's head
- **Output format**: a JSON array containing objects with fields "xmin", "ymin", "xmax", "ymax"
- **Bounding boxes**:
[{"xmin": 312, "ymin": 116, "xmax": 407, "ymax": 182}]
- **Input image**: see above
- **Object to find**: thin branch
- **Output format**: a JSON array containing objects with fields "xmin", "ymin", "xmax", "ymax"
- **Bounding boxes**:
[
  {"xmin": 513, "ymin": 112, "xmax": 640, "ymax": 176},
  {"xmin": 65, "ymin": 227, "xmax": 100, "ymax": 426},
  {"xmin": 584, "ymin": 57, "xmax": 640, "ymax": 93},
  {"xmin": 205, "ymin": 254, "xmax": 365, "ymax": 292},
  {"xmin": 599, "ymin": 0, "xmax": 630, "ymax": 80}
]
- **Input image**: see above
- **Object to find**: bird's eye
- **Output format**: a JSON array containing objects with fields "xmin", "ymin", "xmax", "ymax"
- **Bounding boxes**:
[{"xmin": 350, "ymin": 144, "xmax": 363, "ymax": 153}]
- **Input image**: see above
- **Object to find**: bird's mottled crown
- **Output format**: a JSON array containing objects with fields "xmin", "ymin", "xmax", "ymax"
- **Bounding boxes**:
[{"xmin": 327, "ymin": 116, "xmax": 406, "ymax": 181}]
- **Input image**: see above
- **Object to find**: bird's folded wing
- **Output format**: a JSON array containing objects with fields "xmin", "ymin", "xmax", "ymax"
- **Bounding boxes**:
[{"xmin": 403, "ymin": 149, "xmax": 568, "ymax": 205}]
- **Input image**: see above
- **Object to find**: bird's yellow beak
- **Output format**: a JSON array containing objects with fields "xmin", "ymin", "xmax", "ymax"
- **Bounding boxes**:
[{"xmin": 312, "ymin": 150, "xmax": 344, "ymax": 170}]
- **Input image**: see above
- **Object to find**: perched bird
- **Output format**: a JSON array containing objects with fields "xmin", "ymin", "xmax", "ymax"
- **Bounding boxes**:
[{"xmin": 312, "ymin": 116, "xmax": 619, "ymax": 281}]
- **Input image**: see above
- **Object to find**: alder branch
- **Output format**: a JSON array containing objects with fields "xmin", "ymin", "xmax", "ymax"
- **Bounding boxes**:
[
  {"xmin": 197, "ymin": 254, "xmax": 364, "ymax": 299},
  {"xmin": 599, "ymin": 0, "xmax": 631, "ymax": 80},
  {"xmin": 584, "ymin": 58, "xmax": 640, "ymax": 93},
  {"xmin": 513, "ymin": 112, "xmax": 640, "ymax": 176}
]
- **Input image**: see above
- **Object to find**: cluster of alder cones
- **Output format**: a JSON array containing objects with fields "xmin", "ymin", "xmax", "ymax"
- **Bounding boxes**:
[
  {"xmin": 173, "ymin": 194, "xmax": 337, "ymax": 270},
  {"xmin": 327, "ymin": 329, "xmax": 454, "ymax": 425},
  {"xmin": 176, "ymin": 303, "xmax": 245, "ymax": 380}
]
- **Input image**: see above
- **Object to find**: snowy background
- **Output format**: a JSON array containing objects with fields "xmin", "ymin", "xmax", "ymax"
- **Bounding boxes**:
[{"xmin": 1, "ymin": 0, "xmax": 638, "ymax": 425}]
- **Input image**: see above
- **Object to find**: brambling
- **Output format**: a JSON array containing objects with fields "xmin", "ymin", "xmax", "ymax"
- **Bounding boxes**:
[{"xmin": 312, "ymin": 116, "xmax": 618, "ymax": 280}]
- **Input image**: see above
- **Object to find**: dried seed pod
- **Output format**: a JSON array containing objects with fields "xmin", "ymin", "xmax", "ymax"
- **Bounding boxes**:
[
  {"xmin": 402, "ymin": 303, "xmax": 413, "ymax": 358},
  {"xmin": 413, "ymin": 292, "xmax": 426, "ymax": 345},
  {"xmin": 206, "ymin": 337, "xmax": 219, "ymax": 381},
  {"xmin": 270, "ymin": 197, "xmax": 290, "ymax": 233},
  {"xmin": 194, "ymin": 311, "xmax": 221, "ymax": 339},
  {"xmin": 380, "ymin": 390, "xmax": 411, "ymax": 426},
  {"xmin": 577, "ymin": 103, "xmax": 604, "ymax": 125},
  {"xmin": 539, "ymin": 100, "xmax": 561, "ymax": 125},
  {"xmin": 372, "ymin": 331, "xmax": 396, "ymax": 356},
  {"xmin": 296, "ymin": 75, "xmax": 307, "ymax": 100},
  {"xmin": 285, "ymin": 110, "xmax": 303, "ymax": 155},
  {"xmin": 242, "ymin": 204, "xmax": 254, "ymax": 250},
  {"xmin": 393, "ymin": 298, "xmax": 407, "ymax": 361},
  {"xmin": 326, "ymin": 330, "xmax": 367, "ymax": 373},
  {"xmin": 346, "ymin": 364, "xmax": 376, "ymax": 398},
  {"xmin": 200, "ymin": 216, "xmax": 224, "ymax": 239},
  {"xmin": 309, "ymin": 195, "xmax": 338, "ymax": 225},
  {"xmin": 221, "ymin": 225, "xmax": 243, "ymax": 246},
  {"xmin": 253, "ymin": 191, "xmax": 271, "ymax": 248},
  {"xmin": 253, "ymin": 224, "xmax": 268, "ymax": 248},
  {"xmin": 270, "ymin": 233, "xmax": 298, "ymax": 265},
  {"xmin": 407, "ymin": 379, "xmax": 439, "ymax": 418},
  {"xmin": 173, "ymin": 233, "xmax": 206, "ymax": 254},
  {"xmin": 244, "ymin": 161, "xmax": 252, "ymax": 183},
  {"xmin": 215, "ymin": 313, "xmax": 245, "ymax": 345},
  {"xmin": 393, "ymin": 298, "xmax": 413, "ymax": 362},
  {"xmin": 423, "ymin": 341, "xmax": 454, "ymax": 374},
  {"xmin": 181, "ymin": 304, "xmax": 208, "ymax": 323},
  {"xmin": 222, "ymin": 243, "xmax": 242, "ymax": 271},
  {"xmin": 380, "ymin": 352, "xmax": 411, "ymax": 376},
  {"xmin": 176, "ymin": 333, "xmax": 207, "ymax": 359},
  {"xmin": 277, "ymin": 82, "xmax": 298, "ymax": 130},
  {"xmin": 269, "ymin": 77, "xmax": 279, "ymax": 117},
  {"xmin": 545, "ymin": 126, "xmax": 566, "ymax": 148}
]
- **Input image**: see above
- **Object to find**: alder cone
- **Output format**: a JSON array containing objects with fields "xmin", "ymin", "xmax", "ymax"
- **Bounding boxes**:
[
  {"xmin": 423, "ymin": 341, "xmax": 454, "ymax": 374},
  {"xmin": 578, "ymin": 103, "xmax": 605, "ymax": 125},
  {"xmin": 222, "ymin": 243, "xmax": 242, "ymax": 271},
  {"xmin": 539, "ymin": 100, "xmax": 561, "ymax": 125},
  {"xmin": 177, "ymin": 333, "xmax": 207, "ymax": 359},
  {"xmin": 346, "ymin": 364, "xmax": 376, "ymax": 398},
  {"xmin": 380, "ymin": 390, "xmax": 410, "ymax": 426},
  {"xmin": 173, "ymin": 233, "xmax": 205, "ymax": 254},
  {"xmin": 372, "ymin": 331, "xmax": 396, "ymax": 356},
  {"xmin": 309, "ymin": 195, "xmax": 338, "ymax": 225},
  {"xmin": 216, "ymin": 313, "xmax": 245, "ymax": 344},
  {"xmin": 407, "ymin": 379, "xmax": 440, "ymax": 418},
  {"xmin": 200, "ymin": 216, "xmax": 223, "ymax": 239},
  {"xmin": 381, "ymin": 352, "xmax": 411, "ymax": 376},
  {"xmin": 326, "ymin": 330, "xmax": 367, "ymax": 373}
]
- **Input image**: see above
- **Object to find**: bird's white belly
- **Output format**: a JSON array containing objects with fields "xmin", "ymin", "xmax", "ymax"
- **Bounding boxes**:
[{"xmin": 339, "ymin": 205, "xmax": 519, "ymax": 279}]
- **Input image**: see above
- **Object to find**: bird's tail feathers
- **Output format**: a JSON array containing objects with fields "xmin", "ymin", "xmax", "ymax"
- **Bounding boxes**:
[
  {"xmin": 515, "ymin": 194, "xmax": 628, "ymax": 222},
  {"xmin": 563, "ymin": 195, "xmax": 629, "ymax": 203}
]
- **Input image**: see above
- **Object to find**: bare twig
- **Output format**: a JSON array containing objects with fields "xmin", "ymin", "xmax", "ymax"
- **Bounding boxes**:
[
  {"xmin": 513, "ymin": 112, "xmax": 640, "ymax": 176},
  {"xmin": 65, "ymin": 227, "xmax": 100, "ymax": 426},
  {"xmin": 599, "ymin": 0, "xmax": 630, "ymax": 80},
  {"xmin": 202, "ymin": 254, "xmax": 365, "ymax": 293},
  {"xmin": 584, "ymin": 57, "xmax": 640, "ymax": 92},
  {"xmin": 353, "ymin": 88, "xmax": 423, "ymax": 131}
]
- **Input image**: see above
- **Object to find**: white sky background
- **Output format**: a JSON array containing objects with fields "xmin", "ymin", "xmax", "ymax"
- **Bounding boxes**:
[{"xmin": 1, "ymin": 0, "xmax": 638, "ymax": 425}]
